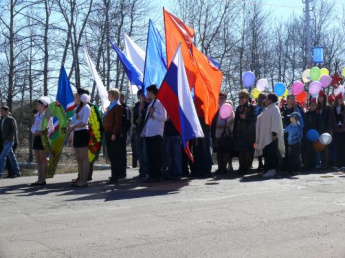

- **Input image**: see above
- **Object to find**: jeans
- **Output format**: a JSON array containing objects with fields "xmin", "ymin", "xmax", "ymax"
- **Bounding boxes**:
[
  {"xmin": 163, "ymin": 136, "xmax": 182, "ymax": 178},
  {"xmin": 0, "ymin": 141, "xmax": 20, "ymax": 176}
]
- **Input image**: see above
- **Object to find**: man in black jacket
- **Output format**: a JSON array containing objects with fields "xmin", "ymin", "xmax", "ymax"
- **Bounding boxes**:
[
  {"xmin": 0, "ymin": 106, "xmax": 20, "ymax": 178},
  {"xmin": 0, "ymin": 112, "xmax": 18, "ymax": 178}
]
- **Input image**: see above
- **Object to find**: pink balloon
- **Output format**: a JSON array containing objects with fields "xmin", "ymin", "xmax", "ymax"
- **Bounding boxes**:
[
  {"xmin": 309, "ymin": 81, "xmax": 322, "ymax": 95},
  {"xmin": 319, "ymin": 75, "xmax": 332, "ymax": 88},
  {"xmin": 219, "ymin": 103, "xmax": 233, "ymax": 119},
  {"xmin": 292, "ymin": 81, "xmax": 304, "ymax": 95}
]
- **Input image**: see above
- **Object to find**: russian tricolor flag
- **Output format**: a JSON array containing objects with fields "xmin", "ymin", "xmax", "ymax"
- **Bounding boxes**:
[{"xmin": 158, "ymin": 44, "xmax": 204, "ymax": 161}]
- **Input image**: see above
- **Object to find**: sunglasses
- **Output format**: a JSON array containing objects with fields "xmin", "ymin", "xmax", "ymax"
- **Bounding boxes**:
[{"xmin": 238, "ymin": 96, "xmax": 245, "ymax": 99}]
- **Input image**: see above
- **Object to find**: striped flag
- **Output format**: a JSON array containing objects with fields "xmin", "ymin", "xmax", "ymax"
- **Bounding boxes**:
[
  {"xmin": 50, "ymin": 66, "xmax": 76, "ymax": 140},
  {"xmin": 157, "ymin": 45, "xmax": 204, "ymax": 161}
]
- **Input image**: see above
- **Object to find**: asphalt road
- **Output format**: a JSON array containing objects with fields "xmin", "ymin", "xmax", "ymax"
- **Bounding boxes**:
[{"xmin": 1, "ymin": 165, "xmax": 345, "ymax": 258}]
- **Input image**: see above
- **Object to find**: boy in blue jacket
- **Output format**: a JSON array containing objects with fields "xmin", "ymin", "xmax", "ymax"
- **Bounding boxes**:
[{"xmin": 284, "ymin": 112, "xmax": 303, "ymax": 175}]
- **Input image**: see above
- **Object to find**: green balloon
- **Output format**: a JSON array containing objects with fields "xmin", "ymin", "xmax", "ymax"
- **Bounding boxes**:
[{"xmin": 310, "ymin": 67, "xmax": 321, "ymax": 81}]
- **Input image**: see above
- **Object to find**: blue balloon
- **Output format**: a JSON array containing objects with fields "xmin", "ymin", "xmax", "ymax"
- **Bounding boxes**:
[
  {"xmin": 274, "ymin": 82, "xmax": 286, "ymax": 97},
  {"xmin": 242, "ymin": 71, "xmax": 255, "ymax": 88},
  {"xmin": 306, "ymin": 129, "xmax": 320, "ymax": 142}
]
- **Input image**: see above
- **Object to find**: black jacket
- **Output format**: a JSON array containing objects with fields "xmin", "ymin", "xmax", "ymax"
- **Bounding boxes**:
[{"xmin": 0, "ymin": 116, "xmax": 18, "ymax": 142}]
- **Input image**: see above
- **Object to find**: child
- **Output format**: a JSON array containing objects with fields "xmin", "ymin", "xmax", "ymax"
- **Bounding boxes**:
[{"xmin": 284, "ymin": 112, "xmax": 303, "ymax": 175}]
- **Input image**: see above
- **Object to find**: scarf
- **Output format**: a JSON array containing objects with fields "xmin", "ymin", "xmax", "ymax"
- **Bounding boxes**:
[{"xmin": 103, "ymin": 100, "xmax": 118, "ymax": 118}]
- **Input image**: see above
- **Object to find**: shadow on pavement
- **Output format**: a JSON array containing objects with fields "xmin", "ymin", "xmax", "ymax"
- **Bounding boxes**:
[{"xmin": 0, "ymin": 177, "xmax": 190, "ymax": 202}]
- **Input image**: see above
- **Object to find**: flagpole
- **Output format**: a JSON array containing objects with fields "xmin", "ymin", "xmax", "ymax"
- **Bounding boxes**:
[{"xmin": 142, "ymin": 20, "xmax": 151, "ymax": 96}]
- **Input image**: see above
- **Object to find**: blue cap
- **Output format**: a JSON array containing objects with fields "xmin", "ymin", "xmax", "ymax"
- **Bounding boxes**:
[{"xmin": 288, "ymin": 112, "xmax": 300, "ymax": 120}]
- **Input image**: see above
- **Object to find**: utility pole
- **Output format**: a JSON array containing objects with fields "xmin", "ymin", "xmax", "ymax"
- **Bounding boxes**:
[{"xmin": 303, "ymin": 0, "xmax": 312, "ymax": 67}]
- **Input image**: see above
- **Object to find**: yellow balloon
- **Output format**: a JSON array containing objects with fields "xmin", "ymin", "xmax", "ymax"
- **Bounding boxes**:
[
  {"xmin": 342, "ymin": 67, "xmax": 345, "ymax": 77},
  {"xmin": 320, "ymin": 68, "xmax": 329, "ymax": 76},
  {"xmin": 252, "ymin": 88, "xmax": 261, "ymax": 99},
  {"xmin": 283, "ymin": 88, "xmax": 288, "ymax": 97}
]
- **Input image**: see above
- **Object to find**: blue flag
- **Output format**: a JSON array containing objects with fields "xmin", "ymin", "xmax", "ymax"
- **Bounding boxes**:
[
  {"xmin": 143, "ymin": 20, "xmax": 167, "ymax": 95},
  {"xmin": 108, "ymin": 38, "xmax": 143, "ymax": 87},
  {"xmin": 51, "ymin": 66, "xmax": 76, "ymax": 140},
  {"xmin": 207, "ymin": 56, "xmax": 221, "ymax": 69}
]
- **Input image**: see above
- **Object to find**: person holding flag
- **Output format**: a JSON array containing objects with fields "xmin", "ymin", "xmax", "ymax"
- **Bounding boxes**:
[
  {"xmin": 30, "ymin": 97, "xmax": 54, "ymax": 186},
  {"xmin": 141, "ymin": 84, "xmax": 167, "ymax": 182},
  {"xmin": 67, "ymin": 89, "xmax": 91, "ymax": 187}
]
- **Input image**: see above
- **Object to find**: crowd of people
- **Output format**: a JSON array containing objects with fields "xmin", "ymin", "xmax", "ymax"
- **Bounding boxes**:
[{"xmin": 0, "ymin": 85, "xmax": 344, "ymax": 186}]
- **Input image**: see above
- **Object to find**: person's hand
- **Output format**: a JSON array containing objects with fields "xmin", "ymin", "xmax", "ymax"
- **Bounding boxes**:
[
  {"xmin": 136, "ymin": 118, "xmax": 142, "ymax": 124},
  {"xmin": 240, "ymin": 114, "xmax": 246, "ymax": 119},
  {"xmin": 111, "ymin": 134, "xmax": 116, "ymax": 141},
  {"xmin": 67, "ymin": 126, "xmax": 74, "ymax": 133},
  {"xmin": 149, "ymin": 107, "xmax": 155, "ymax": 118}
]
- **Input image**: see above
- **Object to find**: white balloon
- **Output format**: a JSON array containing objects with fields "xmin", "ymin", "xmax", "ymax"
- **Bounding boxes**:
[
  {"xmin": 319, "ymin": 133, "xmax": 332, "ymax": 145},
  {"xmin": 256, "ymin": 78, "xmax": 268, "ymax": 92}
]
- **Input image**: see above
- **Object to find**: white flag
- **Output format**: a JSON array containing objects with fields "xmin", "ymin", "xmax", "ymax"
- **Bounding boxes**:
[
  {"xmin": 124, "ymin": 33, "xmax": 145, "ymax": 94},
  {"xmin": 84, "ymin": 46, "xmax": 110, "ymax": 111}
]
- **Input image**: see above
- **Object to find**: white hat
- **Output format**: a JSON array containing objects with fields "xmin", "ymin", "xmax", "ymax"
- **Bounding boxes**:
[
  {"xmin": 80, "ymin": 93, "xmax": 91, "ymax": 103},
  {"xmin": 38, "ymin": 96, "xmax": 51, "ymax": 107}
]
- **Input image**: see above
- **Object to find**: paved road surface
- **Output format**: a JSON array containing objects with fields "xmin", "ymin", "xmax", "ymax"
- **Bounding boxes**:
[{"xmin": 1, "ymin": 166, "xmax": 345, "ymax": 258}]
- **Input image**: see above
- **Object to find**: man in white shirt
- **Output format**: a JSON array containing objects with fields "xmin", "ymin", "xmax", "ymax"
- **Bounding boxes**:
[{"xmin": 141, "ymin": 85, "xmax": 167, "ymax": 182}]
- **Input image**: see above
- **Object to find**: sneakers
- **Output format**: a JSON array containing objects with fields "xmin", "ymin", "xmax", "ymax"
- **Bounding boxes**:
[{"xmin": 262, "ymin": 169, "xmax": 276, "ymax": 178}]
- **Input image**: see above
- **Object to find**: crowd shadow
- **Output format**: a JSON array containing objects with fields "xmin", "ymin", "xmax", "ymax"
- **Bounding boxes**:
[{"xmin": 0, "ymin": 177, "xmax": 190, "ymax": 202}]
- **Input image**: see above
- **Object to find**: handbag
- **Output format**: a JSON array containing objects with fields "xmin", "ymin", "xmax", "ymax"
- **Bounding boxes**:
[{"xmin": 213, "ymin": 121, "xmax": 232, "ymax": 152}]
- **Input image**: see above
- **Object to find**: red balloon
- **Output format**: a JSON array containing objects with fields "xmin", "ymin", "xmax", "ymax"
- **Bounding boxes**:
[{"xmin": 296, "ymin": 91, "xmax": 307, "ymax": 104}]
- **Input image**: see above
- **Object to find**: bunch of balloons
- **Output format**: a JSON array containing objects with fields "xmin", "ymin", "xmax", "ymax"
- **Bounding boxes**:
[{"xmin": 306, "ymin": 130, "xmax": 332, "ymax": 152}]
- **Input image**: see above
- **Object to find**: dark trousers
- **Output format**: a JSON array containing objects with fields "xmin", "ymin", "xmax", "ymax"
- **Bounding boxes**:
[
  {"xmin": 334, "ymin": 132, "xmax": 345, "ymax": 168},
  {"xmin": 305, "ymin": 141, "xmax": 317, "ymax": 170},
  {"xmin": 146, "ymin": 135, "xmax": 163, "ymax": 180},
  {"xmin": 163, "ymin": 136, "xmax": 182, "ymax": 178},
  {"xmin": 119, "ymin": 134, "xmax": 127, "ymax": 176},
  {"xmin": 217, "ymin": 152, "xmax": 230, "ymax": 173},
  {"xmin": 105, "ymin": 131, "xmax": 124, "ymax": 180},
  {"xmin": 181, "ymin": 144, "xmax": 191, "ymax": 176},
  {"xmin": 138, "ymin": 137, "xmax": 149, "ymax": 177},
  {"xmin": 288, "ymin": 141, "xmax": 301, "ymax": 173},
  {"xmin": 263, "ymin": 140, "xmax": 279, "ymax": 171},
  {"xmin": 131, "ymin": 132, "xmax": 139, "ymax": 167},
  {"xmin": 190, "ymin": 132, "xmax": 213, "ymax": 177},
  {"xmin": 238, "ymin": 151, "xmax": 252, "ymax": 174}
]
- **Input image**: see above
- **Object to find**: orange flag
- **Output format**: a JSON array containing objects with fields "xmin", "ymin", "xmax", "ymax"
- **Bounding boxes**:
[
  {"xmin": 193, "ymin": 45, "xmax": 223, "ymax": 125},
  {"xmin": 163, "ymin": 8, "xmax": 198, "ymax": 87}
]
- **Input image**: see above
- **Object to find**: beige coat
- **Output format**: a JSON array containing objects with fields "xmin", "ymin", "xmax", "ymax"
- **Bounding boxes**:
[{"xmin": 255, "ymin": 103, "xmax": 285, "ymax": 157}]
